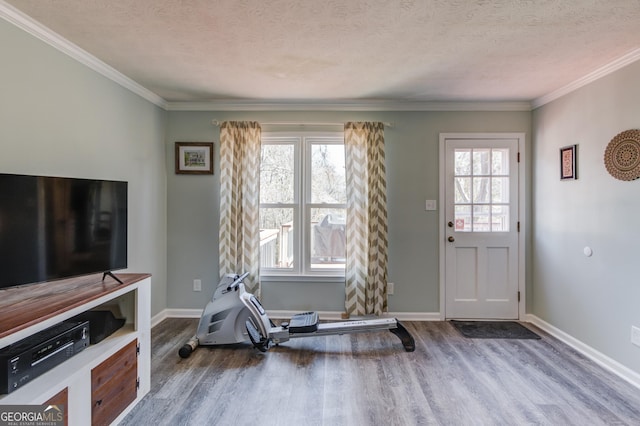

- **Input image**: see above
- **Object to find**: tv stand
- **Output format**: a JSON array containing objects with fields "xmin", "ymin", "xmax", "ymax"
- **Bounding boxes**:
[
  {"xmin": 103, "ymin": 270, "xmax": 124, "ymax": 284},
  {"xmin": 0, "ymin": 273, "xmax": 150, "ymax": 425}
]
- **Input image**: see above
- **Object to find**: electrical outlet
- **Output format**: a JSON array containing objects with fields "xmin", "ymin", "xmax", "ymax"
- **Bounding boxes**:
[
  {"xmin": 632, "ymin": 326, "xmax": 640, "ymax": 347},
  {"xmin": 193, "ymin": 279, "xmax": 202, "ymax": 292},
  {"xmin": 388, "ymin": 282, "xmax": 395, "ymax": 295}
]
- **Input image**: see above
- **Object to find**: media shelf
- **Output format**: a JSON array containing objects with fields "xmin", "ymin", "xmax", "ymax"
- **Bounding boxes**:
[{"xmin": 0, "ymin": 273, "xmax": 150, "ymax": 425}]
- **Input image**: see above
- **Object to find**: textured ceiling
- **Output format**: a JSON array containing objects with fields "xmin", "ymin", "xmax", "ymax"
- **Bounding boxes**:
[{"xmin": 5, "ymin": 0, "xmax": 640, "ymax": 104}]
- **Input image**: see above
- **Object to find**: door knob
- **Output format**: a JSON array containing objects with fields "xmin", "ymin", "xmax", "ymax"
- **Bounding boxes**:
[
  {"xmin": 448, "ymin": 236, "xmax": 455, "ymax": 242},
  {"xmin": 447, "ymin": 221, "xmax": 453, "ymax": 228}
]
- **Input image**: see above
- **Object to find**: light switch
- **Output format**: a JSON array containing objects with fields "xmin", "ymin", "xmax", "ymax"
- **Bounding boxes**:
[{"xmin": 425, "ymin": 200, "xmax": 437, "ymax": 211}]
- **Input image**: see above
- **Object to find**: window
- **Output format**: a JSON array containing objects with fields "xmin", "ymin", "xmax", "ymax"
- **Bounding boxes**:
[
  {"xmin": 259, "ymin": 133, "xmax": 346, "ymax": 277},
  {"xmin": 453, "ymin": 148, "xmax": 510, "ymax": 232}
]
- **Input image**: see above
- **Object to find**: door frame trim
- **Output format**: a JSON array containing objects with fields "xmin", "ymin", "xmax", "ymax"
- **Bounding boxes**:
[{"xmin": 438, "ymin": 133, "xmax": 526, "ymax": 320}]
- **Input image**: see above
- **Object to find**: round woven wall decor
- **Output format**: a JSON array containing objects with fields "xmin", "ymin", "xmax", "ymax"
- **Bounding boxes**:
[{"xmin": 604, "ymin": 129, "xmax": 640, "ymax": 181}]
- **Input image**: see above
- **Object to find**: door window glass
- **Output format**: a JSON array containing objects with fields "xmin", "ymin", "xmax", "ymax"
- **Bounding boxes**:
[{"xmin": 454, "ymin": 148, "xmax": 509, "ymax": 232}]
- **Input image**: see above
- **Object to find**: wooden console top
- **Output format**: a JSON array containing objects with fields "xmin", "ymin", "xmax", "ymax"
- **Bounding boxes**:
[{"xmin": 0, "ymin": 273, "xmax": 150, "ymax": 340}]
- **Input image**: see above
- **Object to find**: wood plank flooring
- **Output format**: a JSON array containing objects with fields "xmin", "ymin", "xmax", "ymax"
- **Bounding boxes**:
[{"xmin": 121, "ymin": 319, "xmax": 640, "ymax": 426}]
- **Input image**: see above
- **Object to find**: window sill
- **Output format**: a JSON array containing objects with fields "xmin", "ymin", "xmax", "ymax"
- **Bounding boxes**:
[{"xmin": 260, "ymin": 274, "xmax": 345, "ymax": 283}]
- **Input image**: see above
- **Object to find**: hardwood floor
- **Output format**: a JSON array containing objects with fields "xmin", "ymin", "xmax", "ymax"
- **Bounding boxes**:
[{"xmin": 121, "ymin": 319, "xmax": 640, "ymax": 426}]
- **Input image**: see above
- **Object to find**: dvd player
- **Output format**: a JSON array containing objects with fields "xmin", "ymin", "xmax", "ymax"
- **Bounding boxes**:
[{"xmin": 0, "ymin": 320, "xmax": 90, "ymax": 394}]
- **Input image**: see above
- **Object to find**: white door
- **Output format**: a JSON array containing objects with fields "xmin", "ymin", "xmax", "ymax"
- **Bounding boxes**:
[{"xmin": 443, "ymin": 135, "xmax": 521, "ymax": 319}]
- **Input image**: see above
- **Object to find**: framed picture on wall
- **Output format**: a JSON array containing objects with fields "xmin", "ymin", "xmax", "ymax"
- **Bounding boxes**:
[
  {"xmin": 175, "ymin": 142, "xmax": 214, "ymax": 174},
  {"xmin": 560, "ymin": 144, "xmax": 577, "ymax": 180}
]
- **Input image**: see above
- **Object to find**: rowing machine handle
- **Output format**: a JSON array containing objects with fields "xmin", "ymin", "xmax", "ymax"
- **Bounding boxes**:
[{"xmin": 226, "ymin": 272, "xmax": 250, "ymax": 291}]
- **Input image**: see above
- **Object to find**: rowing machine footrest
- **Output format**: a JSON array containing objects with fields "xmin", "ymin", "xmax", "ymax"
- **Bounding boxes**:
[
  {"xmin": 289, "ymin": 311, "xmax": 319, "ymax": 333},
  {"xmin": 246, "ymin": 319, "xmax": 269, "ymax": 352}
]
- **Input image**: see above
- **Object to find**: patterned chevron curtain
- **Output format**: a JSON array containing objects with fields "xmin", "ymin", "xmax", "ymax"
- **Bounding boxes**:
[
  {"xmin": 218, "ymin": 121, "xmax": 262, "ymax": 297},
  {"xmin": 344, "ymin": 122, "xmax": 388, "ymax": 316}
]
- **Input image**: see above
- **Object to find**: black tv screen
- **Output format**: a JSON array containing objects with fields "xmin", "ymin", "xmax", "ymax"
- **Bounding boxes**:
[{"xmin": 0, "ymin": 174, "xmax": 127, "ymax": 289}]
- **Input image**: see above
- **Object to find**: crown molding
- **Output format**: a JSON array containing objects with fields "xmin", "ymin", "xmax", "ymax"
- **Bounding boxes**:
[
  {"xmin": 4, "ymin": 0, "xmax": 638, "ymax": 113},
  {"xmin": 165, "ymin": 99, "xmax": 533, "ymax": 112},
  {"xmin": 0, "ymin": 0, "xmax": 167, "ymax": 109},
  {"xmin": 532, "ymin": 47, "xmax": 640, "ymax": 109}
]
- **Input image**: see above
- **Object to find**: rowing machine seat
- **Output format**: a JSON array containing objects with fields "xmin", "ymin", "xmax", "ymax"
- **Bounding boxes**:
[{"xmin": 288, "ymin": 312, "xmax": 319, "ymax": 333}]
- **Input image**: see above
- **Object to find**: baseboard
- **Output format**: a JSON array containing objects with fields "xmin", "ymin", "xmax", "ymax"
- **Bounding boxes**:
[
  {"xmin": 525, "ymin": 314, "xmax": 640, "ymax": 390},
  {"xmin": 152, "ymin": 309, "xmax": 638, "ymax": 388},
  {"xmin": 152, "ymin": 308, "xmax": 440, "ymax": 326},
  {"xmin": 151, "ymin": 308, "xmax": 201, "ymax": 328}
]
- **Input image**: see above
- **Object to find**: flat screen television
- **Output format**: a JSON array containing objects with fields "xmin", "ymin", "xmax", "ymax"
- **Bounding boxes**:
[{"xmin": 0, "ymin": 173, "xmax": 127, "ymax": 289}]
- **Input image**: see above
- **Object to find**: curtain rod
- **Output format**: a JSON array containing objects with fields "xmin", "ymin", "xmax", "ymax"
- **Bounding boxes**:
[{"xmin": 211, "ymin": 120, "xmax": 394, "ymax": 128}]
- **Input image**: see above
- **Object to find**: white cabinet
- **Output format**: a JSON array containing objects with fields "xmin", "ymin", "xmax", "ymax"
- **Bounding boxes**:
[{"xmin": 0, "ymin": 273, "xmax": 150, "ymax": 425}]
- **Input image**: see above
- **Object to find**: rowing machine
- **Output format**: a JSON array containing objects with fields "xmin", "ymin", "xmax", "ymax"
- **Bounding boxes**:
[{"xmin": 178, "ymin": 273, "xmax": 415, "ymax": 358}]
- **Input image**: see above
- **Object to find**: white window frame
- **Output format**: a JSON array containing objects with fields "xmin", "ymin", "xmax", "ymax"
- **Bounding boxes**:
[{"xmin": 260, "ymin": 132, "xmax": 346, "ymax": 281}]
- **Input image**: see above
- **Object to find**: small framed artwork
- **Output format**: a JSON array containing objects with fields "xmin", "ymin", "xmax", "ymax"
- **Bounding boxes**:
[
  {"xmin": 560, "ymin": 144, "xmax": 577, "ymax": 180},
  {"xmin": 175, "ymin": 142, "xmax": 214, "ymax": 174}
]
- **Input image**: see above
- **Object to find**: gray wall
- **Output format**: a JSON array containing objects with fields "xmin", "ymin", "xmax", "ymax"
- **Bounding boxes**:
[
  {"xmin": 532, "ymin": 60, "xmax": 640, "ymax": 373},
  {"xmin": 166, "ymin": 110, "xmax": 531, "ymax": 313},
  {"xmin": 0, "ymin": 19, "xmax": 168, "ymax": 316}
]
